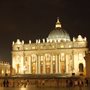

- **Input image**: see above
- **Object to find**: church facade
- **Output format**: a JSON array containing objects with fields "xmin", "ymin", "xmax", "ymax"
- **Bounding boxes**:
[{"xmin": 12, "ymin": 18, "xmax": 88, "ymax": 76}]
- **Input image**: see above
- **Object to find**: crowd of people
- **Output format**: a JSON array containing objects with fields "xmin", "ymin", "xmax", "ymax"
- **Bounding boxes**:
[
  {"xmin": 0, "ymin": 78, "xmax": 89, "ymax": 88},
  {"xmin": 66, "ymin": 78, "xmax": 88, "ymax": 87}
]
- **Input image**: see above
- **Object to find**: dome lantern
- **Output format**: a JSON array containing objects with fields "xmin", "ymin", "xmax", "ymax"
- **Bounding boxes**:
[{"xmin": 55, "ymin": 17, "xmax": 61, "ymax": 29}]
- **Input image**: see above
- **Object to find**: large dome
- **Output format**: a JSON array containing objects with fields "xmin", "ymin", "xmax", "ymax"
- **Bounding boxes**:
[{"xmin": 48, "ymin": 18, "xmax": 71, "ymax": 41}]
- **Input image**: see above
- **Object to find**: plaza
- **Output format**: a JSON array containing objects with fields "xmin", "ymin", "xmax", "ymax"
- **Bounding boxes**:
[{"xmin": 0, "ymin": 74, "xmax": 89, "ymax": 89}]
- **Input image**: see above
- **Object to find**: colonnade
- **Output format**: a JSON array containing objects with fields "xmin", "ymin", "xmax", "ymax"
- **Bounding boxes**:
[
  {"xmin": 12, "ymin": 52, "xmax": 85, "ymax": 75},
  {"xmin": 23, "ymin": 53, "xmax": 68, "ymax": 74}
]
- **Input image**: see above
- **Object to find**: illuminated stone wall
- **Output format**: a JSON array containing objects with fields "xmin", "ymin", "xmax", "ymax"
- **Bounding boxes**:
[
  {"xmin": 0, "ymin": 61, "xmax": 10, "ymax": 76},
  {"xmin": 12, "ymin": 37, "xmax": 88, "ymax": 75},
  {"xmin": 84, "ymin": 52, "xmax": 90, "ymax": 78}
]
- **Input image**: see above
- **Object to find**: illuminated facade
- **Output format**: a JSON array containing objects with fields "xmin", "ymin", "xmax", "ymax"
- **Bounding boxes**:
[
  {"xmin": 12, "ymin": 18, "xmax": 88, "ymax": 76},
  {"xmin": 0, "ymin": 61, "xmax": 10, "ymax": 76},
  {"xmin": 84, "ymin": 52, "xmax": 90, "ymax": 78}
]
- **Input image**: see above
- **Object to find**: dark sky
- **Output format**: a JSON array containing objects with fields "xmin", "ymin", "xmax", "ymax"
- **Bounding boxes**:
[{"xmin": 0, "ymin": 0, "xmax": 90, "ymax": 64}]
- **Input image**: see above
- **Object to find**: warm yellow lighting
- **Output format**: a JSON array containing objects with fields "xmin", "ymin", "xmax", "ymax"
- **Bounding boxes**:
[
  {"xmin": 2, "ymin": 70, "xmax": 4, "ymax": 74},
  {"xmin": 32, "ymin": 46, "xmax": 35, "ymax": 49},
  {"xmin": 25, "ymin": 47, "xmax": 28, "ymax": 50},
  {"xmin": 12, "ymin": 18, "xmax": 87, "ymax": 76},
  {"xmin": 73, "ymin": 37, "xmax": 76, "ymax": 42},
  {"xmin": 55, "ymin": 17, "xmax": 61, "ymax": 28},
  {"xmin": 77, "ymin": 35, "xmax": 83, "ymax": 41},
  {"xmin": 69, "ymin": 45, "xmax": 71, "ymax": 48},
  {"xmin": 61, "ymin": 45, "xmax": 64, "ymax": 48},
  {"xmin": 16, "ymin": 39, "xmax": 21, "ymax": 44}
]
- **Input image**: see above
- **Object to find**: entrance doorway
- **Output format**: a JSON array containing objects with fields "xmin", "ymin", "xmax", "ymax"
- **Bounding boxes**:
[{"xmin": 79, "ymin": 63, "xmax": 84, "ymax": 72}]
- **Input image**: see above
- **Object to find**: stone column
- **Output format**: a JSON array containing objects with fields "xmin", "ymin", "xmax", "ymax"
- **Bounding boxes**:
[
  {"xmin": 36, "ymin": 56, "xmax": 38, "ymax": 74},
  {"xmin": 57, "ymin": 55, "xmax": 59, "ymax": 74},
  {"xmin": 56, "ymin": 55, "xmax": 58, "ymax": 74},
  {"xmin": 51, "ymin": 57, "xmax": 53, "ymax": 74},
  {"xmin": 65, "ymin": 54, "xmax": 69, "ymax": 73},
  {"xmin": 29, "ymin": 56, "xmax": 31, "ymax": 74},
  {"xmin": 59, "ymin": 54, "xmax": 61, "ymax": 73},
  {"xmin": 38, "ymin": 55, "xmax": 40, "ymax": 74},
  {"xmin": 43, "ymin": 56, "xmax": 46, "ymax": 74}
]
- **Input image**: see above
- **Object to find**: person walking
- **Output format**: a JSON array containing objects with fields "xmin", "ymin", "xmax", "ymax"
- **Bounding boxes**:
[
  {"xmin": 85, "ymin": 78, "xmax": 88, "ymax": 87},
  {"xmin": 78, "ymin": 80, "xmax": 83, "ymax": 90}
]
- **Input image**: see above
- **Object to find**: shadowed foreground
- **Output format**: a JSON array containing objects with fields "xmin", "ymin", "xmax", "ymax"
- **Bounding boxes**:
[
  {"xmin": 0, "ymin": 75, "xmax": 90, "ymax": 90},
  {"xmin": 0, "ymin": 86, "xmax": 90, "ymax": 90}
]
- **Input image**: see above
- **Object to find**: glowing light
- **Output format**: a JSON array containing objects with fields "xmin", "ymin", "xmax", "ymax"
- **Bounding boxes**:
[
  {"xmin": 69, "ymin": 45, "xmax": 71, "ymax": 48},
  {"xmin": 2, "ymin": 70, "xmax": 4, "ymax": 74},
  {"xmin": 61, "ymin": 45, "xmax": 64, "ymax": 48},
  {"xmin": 55, "ymin": 17, "xmax": 61, "ymax": 28}
]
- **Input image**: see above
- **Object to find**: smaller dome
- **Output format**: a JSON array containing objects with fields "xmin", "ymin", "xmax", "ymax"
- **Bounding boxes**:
[{"xmin": 48, "ymin": 18, "xmax": 71, "ymax": 41}]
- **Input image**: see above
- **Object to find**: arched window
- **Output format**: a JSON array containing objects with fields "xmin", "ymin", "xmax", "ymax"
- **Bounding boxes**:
[{"xmin": 79, "ymin": 63, "xmax": 84, "ymax": 72}]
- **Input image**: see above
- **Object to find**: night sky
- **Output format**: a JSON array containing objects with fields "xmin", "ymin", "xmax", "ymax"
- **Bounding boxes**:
[{"xmin": 0, "ymin": 0, "xmax": 90, "ymax": 64}]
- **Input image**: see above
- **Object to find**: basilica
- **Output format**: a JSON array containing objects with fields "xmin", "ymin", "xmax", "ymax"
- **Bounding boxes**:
[{"xmin": 12, "ymin": 18, "xmax": 88, "ymax": 76}]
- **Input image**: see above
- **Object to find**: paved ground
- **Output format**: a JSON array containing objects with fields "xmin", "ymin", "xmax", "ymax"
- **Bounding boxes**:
[
  {"xmin": 0, "ymin": 76, "xmax": 90, "ymax": 90},
  {"xmin": 0, "ymin": 86, "xmax": 90, "ymax": 90}
]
